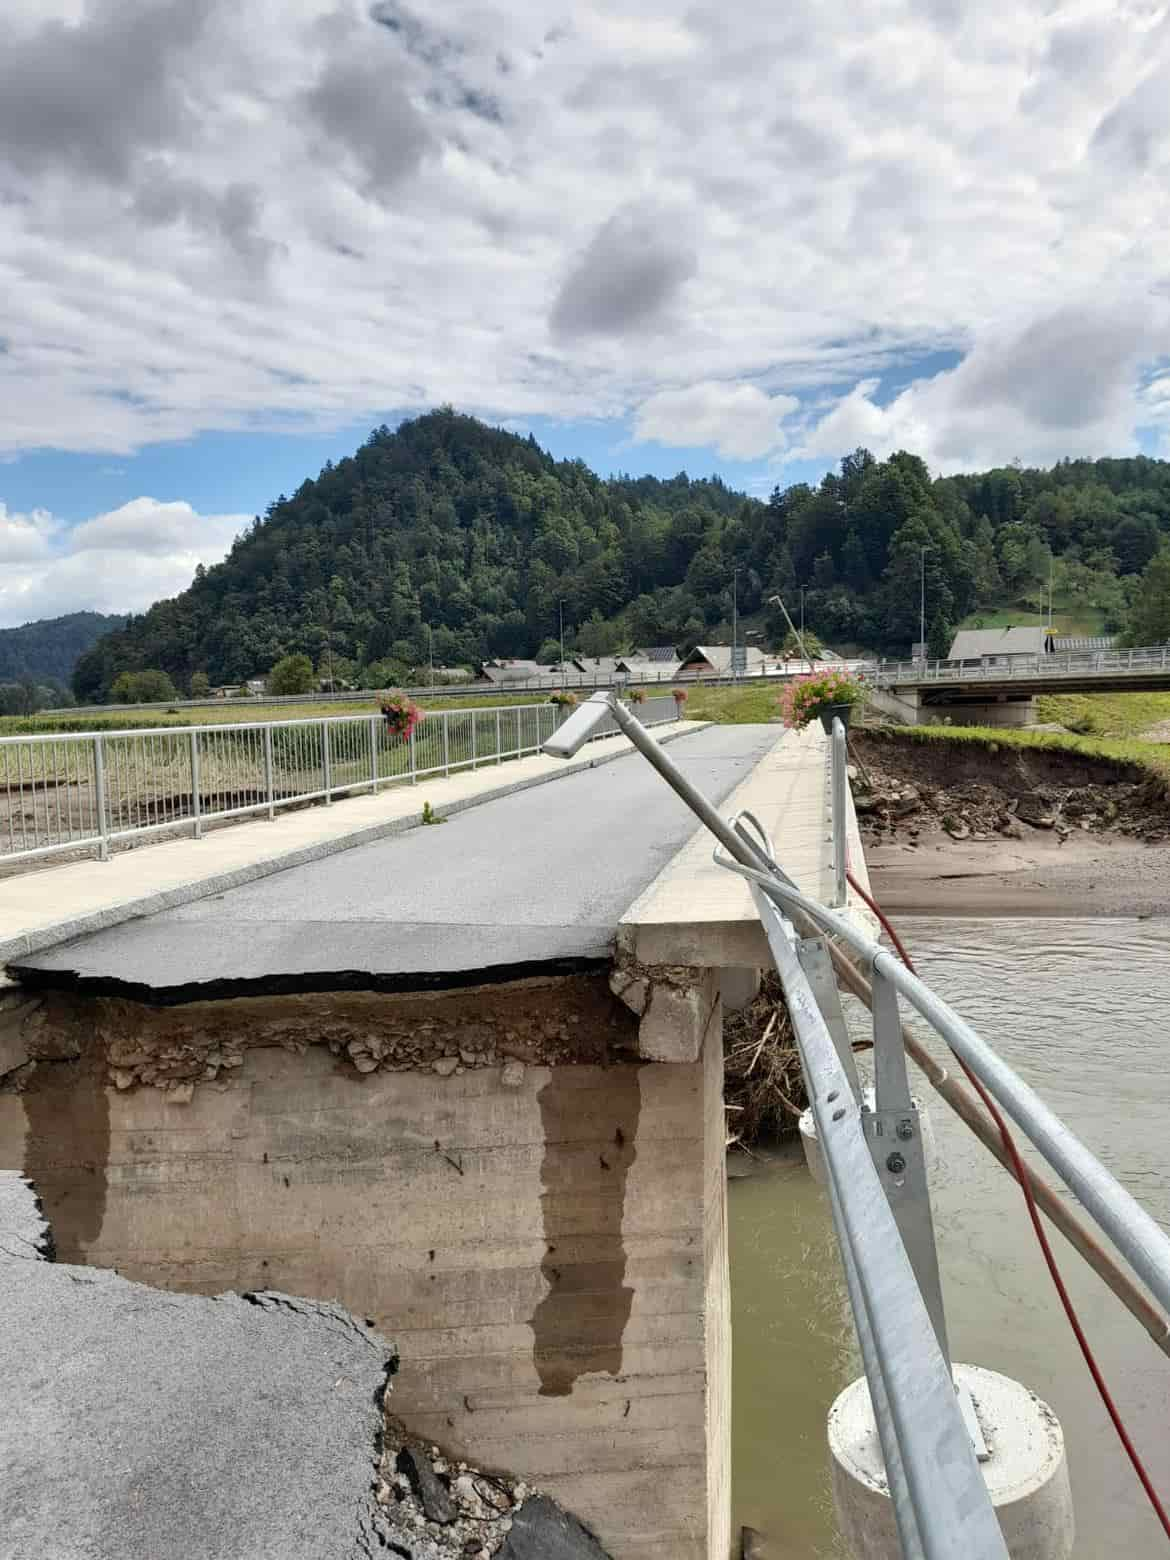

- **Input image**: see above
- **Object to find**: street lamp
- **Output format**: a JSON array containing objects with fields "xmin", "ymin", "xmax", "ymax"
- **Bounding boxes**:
[
  {"xmin": 768, "ymin": 594, "xmax": 813, "ymax": 671},
  {"xmin": 731, "ymin": 565, "xmax": 740, "ymax": 681}
]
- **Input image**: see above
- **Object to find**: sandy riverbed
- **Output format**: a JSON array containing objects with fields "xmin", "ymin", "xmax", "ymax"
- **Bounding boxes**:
[
  {"xmin": 849, "ymin": 726, "xmax": 1170, "ymax": 916},
  {"xmin": 865, "ymin": 826, "xmax": 1170, "ymax": 915}
]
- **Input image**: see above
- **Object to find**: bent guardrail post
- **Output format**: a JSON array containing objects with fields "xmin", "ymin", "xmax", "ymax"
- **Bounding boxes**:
[
  {"xmin": 831, "ymin": 715, "xmax": 849, "ymax": 906},
  {"xmin": 752, "ymin": 884, "xmax": 1007, "ymax": 1560},
  {"xmin": 869, "ymin": 961, "xmax": 952, "ymax": 1374}
]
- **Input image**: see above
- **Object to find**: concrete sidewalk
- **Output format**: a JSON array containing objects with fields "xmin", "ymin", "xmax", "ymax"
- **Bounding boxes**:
[
  {"xmin": 0, "ymin": 719, "xmax": 708, "ymax": 964},
  {"xmin": 619, "ymin": 721, "xmax": 877, "ymax": 970}
]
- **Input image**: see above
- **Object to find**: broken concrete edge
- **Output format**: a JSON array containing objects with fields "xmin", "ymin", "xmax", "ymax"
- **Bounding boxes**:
[
  {"xmin": 0, "ymin": 722, "xmax": 712, "ymax": 967},
  {"xmin": 0, "ymin": 1171, "xmax": 614, "ymax": 1560},
  {"xmin": 0, "ymin": 985, "xmax": 40, "ymax": 1081},
  {"xmin": 610, "ymin": 958, "xmax": 720, "ymax": 1063}
]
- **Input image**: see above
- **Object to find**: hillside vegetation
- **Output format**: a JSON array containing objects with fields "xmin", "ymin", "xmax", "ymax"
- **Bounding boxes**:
[
  {"xmin": 0, "ymin": 612, "xmax": 126, "ymax": 708},
  {"xmin": 74, "ymin": 410, "xmax": 1170, "ymax": 701}
]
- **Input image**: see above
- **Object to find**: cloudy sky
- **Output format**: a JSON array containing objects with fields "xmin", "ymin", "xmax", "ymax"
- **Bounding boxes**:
[{"xmin": 3, "ymin": 0, "xmax": 1170, "ymax": 627}]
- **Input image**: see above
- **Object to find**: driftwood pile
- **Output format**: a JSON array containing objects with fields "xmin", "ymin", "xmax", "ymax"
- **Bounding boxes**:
[{"xmin": 723, "ymin": 972, "xmax": 807, "ymax": 1148}]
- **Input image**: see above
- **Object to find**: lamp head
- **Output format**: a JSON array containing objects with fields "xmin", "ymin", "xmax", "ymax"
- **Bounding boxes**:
[{"xmin": 541, "ymin": 691, "xmax": 615, "ymax": 759}]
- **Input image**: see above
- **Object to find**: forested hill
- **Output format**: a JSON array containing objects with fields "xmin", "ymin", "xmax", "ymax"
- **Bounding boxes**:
[
  {"xmin": 74, "ymin": 408, "xmax": 1170, "ymax": 699},
  {"xmin": 0, "ymin": 611, "xmax": 127, "ymax": 689}
]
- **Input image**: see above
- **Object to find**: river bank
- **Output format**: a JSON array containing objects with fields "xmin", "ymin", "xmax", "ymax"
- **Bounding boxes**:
[{"xmin": 852, "ymin": 726, "xmax": 1170, "ymax": 916}]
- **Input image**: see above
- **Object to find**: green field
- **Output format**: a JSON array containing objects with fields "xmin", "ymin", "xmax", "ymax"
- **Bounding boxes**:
[
  {"xmin": 0, "ymin": 689, "xmax": 585, "ymax": 738},
  {"xmin": 685, "ymin": 684, "xmax": 783, "ymax": 724},
  {"xmin": 956, "ymin": 601, "xmax": 1108, "ymax": 638},
  {"xmin": 1034, "ymin": 690, "xmax": 1170, "ymax": 740}
]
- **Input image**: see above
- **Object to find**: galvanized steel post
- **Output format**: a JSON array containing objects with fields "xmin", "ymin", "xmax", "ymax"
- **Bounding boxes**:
[
  {"xmin": 190, "ymin": 730, "xmax": 202, "ymax": 839},
  {"xmin": 323, "ymin": 722, "xmax": 333, "ymax": 803},
  {"xmin": 832, "ymin": 715, "xmax": 848, "ymax": 907},
  {"xmin": 369, "ymin": 715, "xmax": 379, "ymax": 792},
  {"xmin": 868, "ymin": 963, "xmax": 950, "ymax": 1367},
  {"xmin": 264, "ymin": 725, "xmax": 275, "ymax": 819},
  {"xmin": 92, "ymin": 734, "xmax": 109, "ymax": 862},
  {"xmin": 443, "ymin": 710, "xmax": 451, "ymax": 778}
]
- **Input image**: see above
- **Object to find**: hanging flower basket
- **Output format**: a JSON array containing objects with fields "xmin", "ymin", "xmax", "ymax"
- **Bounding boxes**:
[
  {"xmin": 778, "ymin": 669, "xmax": 865, "ymax": 731},
  {"xmin": 549, "ymin": 690, "xmax": 578, "ymax": 709},
  {"xmin": 671, "ymin": 687, "xmax": 689, "ymax": 710},
  {"xmin": 628, "ymin": 687, "xmax": 647, "ymax": 705},
  {"xmin": 380, "ymin": 688, "xmax": 423, "ymax": 741}
]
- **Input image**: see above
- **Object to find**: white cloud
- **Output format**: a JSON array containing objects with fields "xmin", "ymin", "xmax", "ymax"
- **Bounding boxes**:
[
  {"xmin": 0, "ymin": 498, "xmax": 248, "ymax": 628},
  {"xmin": 797, "ymin": 300, "xmax": 1170, "ymax": 472},
  {"xmin": 0, "ymin": 503, "xmax": 60, "ymax": 564},
  {"xmin": 0, "ymin": 0, "xmax": 1169, "ymax": 467},
  {"xmin": 634, "ymin": 382, "xmax": 799, "ymax": 459}
]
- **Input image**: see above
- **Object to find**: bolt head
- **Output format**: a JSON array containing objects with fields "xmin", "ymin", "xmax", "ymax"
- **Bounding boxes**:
[
  {"xmin": 896, "ymin": 1119, "xmax": 915, "ymax": 1141},
  {"xmin": 885, "ymin": 1152, "xmax": 906, "ymax": 1175}
]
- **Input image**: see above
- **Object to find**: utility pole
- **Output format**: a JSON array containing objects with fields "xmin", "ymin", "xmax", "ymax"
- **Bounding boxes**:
[
  {"xmin": 559, "ymin": 600, "xmax": 565, "ymax": 669},
  {"xmin": 800, "ymin": 588, "xmax": 806, "ymax": 667},
  {"xmin": 427, "ymin": 623, "xmax": 434, "ymax": 688},
  {"xmin": 731, "ymin": 566, "xmax": 740, "ymax": 680}
]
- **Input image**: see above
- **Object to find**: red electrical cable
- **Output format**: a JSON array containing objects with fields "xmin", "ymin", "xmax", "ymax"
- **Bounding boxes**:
[{"xmin": 845, "ymin": 866, "xmax": 1170, "ymax": 1541}]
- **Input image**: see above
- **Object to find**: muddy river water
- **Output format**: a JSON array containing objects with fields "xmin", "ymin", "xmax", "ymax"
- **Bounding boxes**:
[{"xmin": 729, "ymin": 916, "xmax": 1170, "ymax": 1557}]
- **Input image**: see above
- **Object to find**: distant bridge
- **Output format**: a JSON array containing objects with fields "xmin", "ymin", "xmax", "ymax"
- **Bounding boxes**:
[{"xmin": 868, "ymin": 643, "xmax": 1170, "ymax": 724}]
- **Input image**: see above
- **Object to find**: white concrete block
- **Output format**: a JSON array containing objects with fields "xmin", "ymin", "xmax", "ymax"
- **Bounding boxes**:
[{"xmin": 829, "ymin": 1363, "xmax": 1074, "ymax": 1559}]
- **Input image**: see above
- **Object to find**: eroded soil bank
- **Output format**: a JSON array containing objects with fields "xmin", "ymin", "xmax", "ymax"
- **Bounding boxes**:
[{"xmin": 851, "ymin": 727, "xmax": 1170, "ymax": 916}]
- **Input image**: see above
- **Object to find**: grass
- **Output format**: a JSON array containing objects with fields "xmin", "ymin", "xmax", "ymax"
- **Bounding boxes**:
[
  {"xmin": 685, "ymin": 684, "xmax": 782, "ymax": 724},
  {"xmin": 956, "ymin": 600, "xmax": 1108, "ymax": 638},
  {"xmin": 0, "ymin": 689, "xmax": 583, "ymax": 738},
  {"xmin": 857, "ymin": 717, "xmax": 1170, "ymax": 792},
  {"xmin": 1034, "ymin": 690, "xmax": 1170, "ymax": 740}
]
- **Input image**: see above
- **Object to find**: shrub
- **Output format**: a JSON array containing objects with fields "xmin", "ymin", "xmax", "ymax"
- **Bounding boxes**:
[
  {"xmin": 549, "ymin": 690, "xmax": 578, "ymax": 709},
  {"xmin": 110, "ymin": 668, "xmax": 178, "ymax": 704},
  {"xmin": 628, "ymin": 687, "xmax": 647, "ymax": 705},
  {"xmin": 268, "ymin": 654, "xmax": 315, "ymax": 696}
]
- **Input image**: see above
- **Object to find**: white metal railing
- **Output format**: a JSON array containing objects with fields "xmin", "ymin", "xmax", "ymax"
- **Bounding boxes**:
[
  {"xmin": 872, "ymin": 643, "xmax": 1170, "ymax": 687},
  {"xmin": 49, "ymin": 664, "xmax": 812, "ymax": 720},
  {"xmin": 0, "ymin": 696, "xmax": 679, "ymax": 866}
]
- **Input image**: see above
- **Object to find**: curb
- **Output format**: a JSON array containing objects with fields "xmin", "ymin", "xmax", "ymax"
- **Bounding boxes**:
[{"xmin": 1, "ymin": 723, "xmax": 713, "ymax": 965}]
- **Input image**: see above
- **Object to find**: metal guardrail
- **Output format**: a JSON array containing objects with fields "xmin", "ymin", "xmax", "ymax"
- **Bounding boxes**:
[
  {"xmin": 873, "ymin": 643, "xmax": 1170, "ymax": 687},
  {"xmin": 0, "ymin": 696, "xmax": 679, "ymax": 866},
  {"xmin": 545, "ymin": 698, "xmax": 1170, "ymax": 1556}
]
